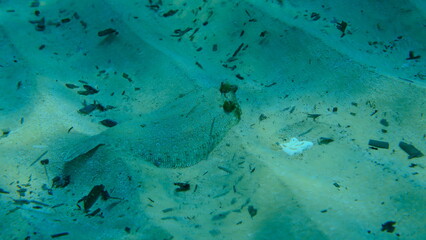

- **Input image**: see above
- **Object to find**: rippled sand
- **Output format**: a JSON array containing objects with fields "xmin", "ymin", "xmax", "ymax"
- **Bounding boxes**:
[{"xmin": 0, "ymin": 1, "xmax": 425, "ymax": 239}]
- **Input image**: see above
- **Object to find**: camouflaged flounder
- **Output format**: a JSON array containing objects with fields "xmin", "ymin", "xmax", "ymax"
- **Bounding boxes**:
[{"xmin": 61, "ymin": 87, "xmax": 241, "ymax": 168}]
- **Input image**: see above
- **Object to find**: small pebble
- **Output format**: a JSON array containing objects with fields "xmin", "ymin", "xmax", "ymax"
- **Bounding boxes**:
[
  {"xmin": 380, "ymin": 119, "xmax": 389, "ymax": 127},
  {"xmin": 78, "ymin": 104, "xmax": 97, "ymax": 114},
  {"xmin": 100, "ymin": 119, "xmax": 117, "ymax": 127},
  {"xmin": 65, "ymin": 83, "xmax": 79, "ymax": 89}
]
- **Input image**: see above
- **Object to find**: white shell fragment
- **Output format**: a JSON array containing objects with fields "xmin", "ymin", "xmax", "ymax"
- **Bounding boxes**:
[{"xmin": 279, "ymin": 138, "xmax": 313, "ymax": 156}]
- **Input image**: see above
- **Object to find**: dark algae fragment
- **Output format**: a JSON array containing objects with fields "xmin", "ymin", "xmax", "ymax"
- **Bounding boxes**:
[
  {"xmin": 311, "ymin": 12, "xmax": 320, "ymax": 21},
  {"xmin": 336, "ymin": 21, "xmax": 348, "ymax": 37},
  {"xmin": 307, "ymin": 113, "xmax": 321, "ymax": 120},
  {"xmin": 220, "ymin": 82, "xmax": 238, "ymax": 95},
  {"xmin": 248, "ymin": 205, "xmax": 257, "ymax": 218},
  {"xmin": 235, "ymin": 74, "xmax": 244, "ymax": 80},
  {"xmin": 212, "ymin": 211, "xmax": 231, "ymax": 221},
  {"xmin": 381, "ymin": 221, "xmax": 396, "ymax": 233},
  {"xmin": 122, "ymin": 72, "xmax": 132, "ymax": 82},
  {"xmin": 264, "ymin": 82, "xmax": 276, "ymax": 87},
  {"xmin": 1, "ymin": 129, "xmax": 11, "ymax": 138},
  {"xmin": 77, "ymin": 85, "xmax": 99, "ymax": 95},
  {"xmin": 30, "ymin": 150, "xmax": 48, "ymax": 166},
  {"xmin": 232, "ymin": 43, "xmax": 245, "ymax": 57},
  {"xmin": 98, "ymin": 28, "xmax": 118, "ymax": 37},
  {"xmin": 171, "ymin": 28, "xmax": 192, "ymax": 37},
  {"xmin": 78, "ymin": 184, "xmax": 105, "ymax": 211},
  {"xmin": 61, "ymin": 18, "xmax": 71, "ymax": 23},
  {"xmin": 0, "ymin": 188, "xmax": 10, "ymax": 194},
  {"xmin": 163, "ymin": 9, "xmax": 178, "ymax": 17},
  {"xmin": 258, "ymin": 114, "xmax": 267, "ymax": 121},
  {"xmin": 223, "ymin": 101, "xmax": 239, "ymax": 115},
  {"xmin": 406, "ymin": 51, "xmax": 421, "ymax": 60},
  {"xmin": 195, "ymin": 61, "xmax": 203, "ymax": 69},
  {"xmin": 51, "ymin": 232, "xmax": 69, "ymax": 238},
  {"xmin": 86, "ymin": 208, "xmax": 101, "ymax": 217},
  {"xmin": 52, "ymin": 175, "xmax": 70, "ymax": 188},
  {"xmin": 174, "ymin": 182, "xmax": 190, "ymax": 192},
  {"xmin": 29, "ymin": 17, "xmax": 45, "ymax": 31}
]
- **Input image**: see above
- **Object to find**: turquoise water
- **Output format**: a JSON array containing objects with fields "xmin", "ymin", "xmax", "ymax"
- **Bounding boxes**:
[{"xmin": 0, "ymin": 1, "xmax": 425, "ymax": 239}]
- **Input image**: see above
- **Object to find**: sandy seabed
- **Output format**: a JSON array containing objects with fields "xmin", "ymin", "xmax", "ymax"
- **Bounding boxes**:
[{"xmin": 0, "ymin": 0, "xmax": 425, "ymax": 239}]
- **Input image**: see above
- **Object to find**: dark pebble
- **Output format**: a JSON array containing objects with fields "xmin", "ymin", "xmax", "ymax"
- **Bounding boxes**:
[
  {"xmin": 1, "ymin": 129, "xmax": 10, "ymax": 138},
  {"xmin": 380, "ymin": 119, "xmax": 389, "ymax": 127},
  {"xmin": 78, "ymin": 104, "xmax": 97, "ymax": 114},
  {"xmin": 399, "ymin": 141, "xmax": 424, "ymax": 159},
  {"xmin": 65, "ymin": 83, "xmax": 79, "ymax": 89},
  {"xmin": 40, "ymin": 159, "xmax": 49, "ymax": 165},
  {"xmin": 368, "ymin": 139, "xmax": 389, "ymax": 149},
  {"xmin": 61, "ymin": 18, "xmax": 71, "ymax": 23},
  {"xmin": 100, "ymin": 119, "xmax": 117, "ymax": 127},
  {"xmin": 318, "ymin": 137, "xmax": 334, "ymax": 145}
]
